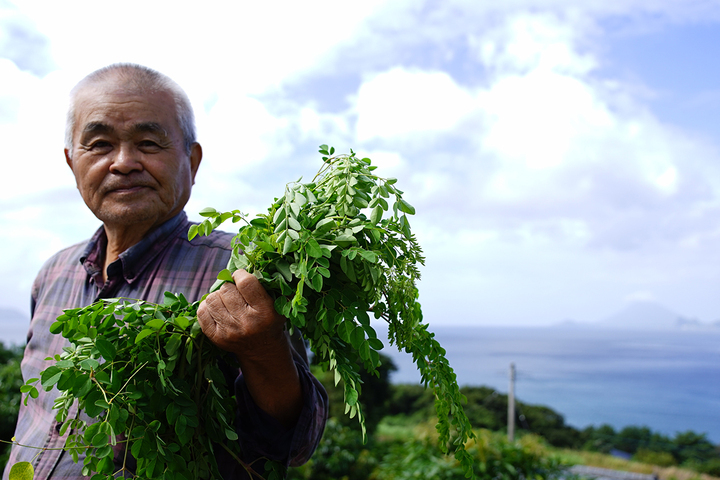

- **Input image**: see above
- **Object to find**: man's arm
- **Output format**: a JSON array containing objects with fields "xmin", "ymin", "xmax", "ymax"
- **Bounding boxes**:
[{"xmin": 196, "ymin": 269, "xmax": 303, "ymax": 428}]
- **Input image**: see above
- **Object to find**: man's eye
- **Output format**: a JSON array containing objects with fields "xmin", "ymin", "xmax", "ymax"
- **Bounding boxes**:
[
  {"xmin": 138, "ymin": 140, "xmax": 162, "ymax": 152},
  {"xmin": 89, "ymin": 141, "xmax": 112, "ymax": 152}
]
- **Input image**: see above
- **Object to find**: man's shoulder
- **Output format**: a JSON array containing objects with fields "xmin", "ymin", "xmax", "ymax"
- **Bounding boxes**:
[{"xmin": 184, "ymin": 226, "xmax": 236, "ymax": 251}]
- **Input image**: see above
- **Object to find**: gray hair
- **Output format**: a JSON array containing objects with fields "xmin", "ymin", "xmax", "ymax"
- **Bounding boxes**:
[{"xmin": 65, "ymin": 63, "xmax": 196, "ymax": 157}]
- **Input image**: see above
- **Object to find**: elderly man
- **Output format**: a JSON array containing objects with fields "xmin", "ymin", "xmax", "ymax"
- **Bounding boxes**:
[{"xmin": 4, "ymin": 64, "xmax": 327, "ymax": 479}]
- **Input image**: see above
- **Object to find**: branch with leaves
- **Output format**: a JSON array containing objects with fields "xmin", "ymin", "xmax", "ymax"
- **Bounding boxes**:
[{"xmin": 14, "ymin": 146, "xmax": 477, "ymax": 480}]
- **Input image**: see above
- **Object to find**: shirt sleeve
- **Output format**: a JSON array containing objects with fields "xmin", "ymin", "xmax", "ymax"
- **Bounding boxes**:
[{"xmin": 233, "ymin": 350, "xmax": 328, "ymax": 465}]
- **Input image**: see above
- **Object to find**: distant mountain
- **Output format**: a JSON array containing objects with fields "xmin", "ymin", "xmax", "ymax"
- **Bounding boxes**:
[
  {"xmin": 595, "ymin": 301, "xmax": 714, "ymax": 331},
  {"xmin": 0, "ymin": 308, "xmax": 29, "ymax": 345}
]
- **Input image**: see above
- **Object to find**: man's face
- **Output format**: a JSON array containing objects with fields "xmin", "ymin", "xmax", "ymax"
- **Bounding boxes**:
[{"xmin": 65, "ymin": 78, "xmax": 201, "ymax": 233}]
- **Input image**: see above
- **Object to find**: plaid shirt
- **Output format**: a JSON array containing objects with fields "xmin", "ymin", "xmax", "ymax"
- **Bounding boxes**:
[{"xmin": 3, "ymin": 212, "xmax": 327, "ymax": 480}]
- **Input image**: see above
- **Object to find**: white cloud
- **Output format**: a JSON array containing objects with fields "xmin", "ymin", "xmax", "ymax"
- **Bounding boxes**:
[
  {"xmin": 0, "ymin": 63, "xmax": 75, "ymax": 202},
  {"xmin": 355, "ymin": 67, "xmax": 476, "ymax": 141},
  {"xmin": 475, "ymin": 12, "xmax": 597, "ymax": 76}
]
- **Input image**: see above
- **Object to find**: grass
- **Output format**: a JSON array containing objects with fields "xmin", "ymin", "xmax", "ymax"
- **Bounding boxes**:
[
  {"xmin": 556, "ymin": 449, "xmax": 720, "ymax": 480},
  {"xmin": 373, "ymin": 417, "xmax": 720, "ymax": 480}
]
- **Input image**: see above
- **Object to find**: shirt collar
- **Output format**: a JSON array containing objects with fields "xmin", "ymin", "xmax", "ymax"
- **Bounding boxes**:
[{"xmin": 80, "ymin": 211, "xmax": 190, "ymax": 284}]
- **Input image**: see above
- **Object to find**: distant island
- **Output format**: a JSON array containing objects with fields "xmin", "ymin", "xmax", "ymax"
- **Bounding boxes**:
[{"xmin": 555, "ymin": 300, "xmax": 720, "ymax": 331}]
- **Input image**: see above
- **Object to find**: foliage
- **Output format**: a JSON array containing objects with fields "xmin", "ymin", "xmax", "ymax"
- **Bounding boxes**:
[
  {"xmin": 633, "ymin": 448, "xmax": 677, "ymax": 467},
  {"xmin": 311, "ymin": 353, "xmax": 396, "ymax": 437},
  {"xmin": 287, "ymin": 418, "xmax": 377, "ymax": 480},
  {"xmin": 19, "ymin": 295, "xmax": 246, "ymax": 480},
  {"xmin": 581, "ymin": 424, "xmax": 720, "ymax": 471},
  {"xmin": 384, "ymin": 384, "xmax": 720, "ymax": 475},
  {"xmin": 371, "ymin": 424, "xmax": 567, "ymax": 480},
  {"xmin": 0, "ymin": 342, "xmax": 24, "ymax": 471},
  {"xmin": 16, "ymin": 146, "xmax": 477, "ymax": 479},
  {"xmin": 385, "ymin": 384, "xmax": 583, "ymax": 447},
  {"xmin": 192, "ymin": 146, "xmax": 477, "ymax": 477}
]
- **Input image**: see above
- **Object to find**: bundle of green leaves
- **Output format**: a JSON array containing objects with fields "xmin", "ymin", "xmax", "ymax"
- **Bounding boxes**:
[
  {"xmin": 15, "ymin": 146, "xmax": 476, "ymax": 480},
  {"xmin": 16, "ymin": 296, "xmax": 246, "ymax": 480}
]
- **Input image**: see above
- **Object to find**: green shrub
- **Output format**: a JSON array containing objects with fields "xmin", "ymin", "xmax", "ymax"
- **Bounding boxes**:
[
  {"xmin": 371, "ymin": 424, "xmax": 568, "ymax": 480},
  {"xmin": 633, "ymin": 448, "xmax": 677, "ymax": 467},
  {"xmin": 288, "ymin": 418, "xmax": 376, "ymax": 480},
  {"xmin": 0, "ymin": 342, "xmax": 24, "ymax": 471}
]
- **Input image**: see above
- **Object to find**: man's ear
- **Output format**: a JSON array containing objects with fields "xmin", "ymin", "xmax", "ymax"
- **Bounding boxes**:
[
  {"xmin": 189, "ymin": 143, "xmax": 202, "ymax": 184},
  {"xmin": 64, "ymin": 148, "xmax": 74, "ymax": 171}
]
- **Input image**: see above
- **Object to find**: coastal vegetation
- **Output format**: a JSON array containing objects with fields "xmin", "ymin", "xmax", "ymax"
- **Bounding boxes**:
[{"xmin": 0, "ymin": 341, "xmax": 718, "ymax": 479}]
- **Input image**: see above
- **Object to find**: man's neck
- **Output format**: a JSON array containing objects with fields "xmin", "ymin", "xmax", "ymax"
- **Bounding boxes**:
[{"xmin": 101, "ymin": 223, "xmax": 154, "ymax": 282}]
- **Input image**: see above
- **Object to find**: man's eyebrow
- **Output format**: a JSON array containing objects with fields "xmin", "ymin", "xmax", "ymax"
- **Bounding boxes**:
[
  {"xmin": 131, "ymin": 122, "xmax": 169, "ymax": 138},
  {"xmin": 80, "ymin": 122, "xmax": 113, "ymax": 139}
]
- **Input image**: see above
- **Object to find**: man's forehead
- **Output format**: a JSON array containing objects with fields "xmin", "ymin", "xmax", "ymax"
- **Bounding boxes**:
[{"xmin": 73, "ymin": 82, "xmax": 178, "ymax": 133}]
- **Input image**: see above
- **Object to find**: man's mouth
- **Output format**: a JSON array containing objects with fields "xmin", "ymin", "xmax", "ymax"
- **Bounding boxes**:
[{"xmin": 107, "ymin": 185, "xmax": 151, "ymax": 194}]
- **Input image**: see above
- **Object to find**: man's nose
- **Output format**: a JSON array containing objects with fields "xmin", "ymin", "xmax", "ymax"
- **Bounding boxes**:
[{"xmin": 109, "ymin": 143, "xmax": 143, "ymax": 174}]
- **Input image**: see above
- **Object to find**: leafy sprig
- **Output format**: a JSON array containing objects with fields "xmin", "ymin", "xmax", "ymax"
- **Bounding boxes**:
[
  {"xmin": 192, "ymin": 146, "xmax": 476, "ymax": 477},
  {"xmin": 18, "ymin": 294, "xmax": 253, "ymax": 480}
]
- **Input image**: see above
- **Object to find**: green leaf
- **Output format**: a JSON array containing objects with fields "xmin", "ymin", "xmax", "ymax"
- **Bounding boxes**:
[
  {"xmin": 275, "ymin": 260, "xmax": 292, "ymax": 282},
  {"xmin": 306, "ymin": 238, "xmax": 323, "ymax": 259},
  {"xmin": 134, "ymin": 328, "xmax": 155, "ymax": 344},
  {"xmin": 345, "ymin": 386, "xmax": 359, "ymax": 406},
  {"xmin": 175, "ymin": 415, "xmax": 187, "ymax": 436},
  {"xmin": 358, "ymin": 249, "xmax": 378, "ymax": 263},
  {"xmin": 288, "ymin": 216, "xmax": 302, "ymax": 231},
  {"xmin": 273, "ymin": 218, "xmax": 287, "ymax": 234},
  {"xmin": 198, "ymin": 207, "xmax": 218, "ymax": 217},
  {"xmin": 370, "ymin": 205, "xmax": 383, "ymax": 224},
  {"xmin": 187, "ymin": 224, "xmax": 199, "ymax": 241},
  {"xmin": 282, "ymin": 236, "xmax": 294, "ymax": 255},
  {"xmin": 335, "ymin": 233, "xmax": 356, "ymax": 245},
  {"xmin": 310, "ymin": 274, "xmax": 323, "ymax": 292},
  {"xmin": 173, "ymin": 315, "xmax": 191, "ymax": 330},
  {"xmin": 165, "ymin": 333, "xmax": 183, "ymax": 356},
  {"xmin": 255, "ymin": 241, "xmax": 275, "ymax": 252},
  {"xmin": 216, "ymin": 269, "xmax": 234, "ymax": 283},
  {"xmin": 314, "ymin": 217, "xmax": 335, "ymax": 235},
  {"xmin": 79, "ymin": 358, "xmax": 100, "ymax": 371},
  {"xmin": 83, "ymin": 390, "xmax": 105, "ymax": 418},
  {"xmin": 368, "ymin": 337, "xmax": 384, "ymax": 350},
  {"xmin": 9, "ymin": 461, "xmax": 34, "ymax": 480},
  {"xmin": 350, "ymin": 325, "xmax": 365, "ymax": 349},
  {"xmin": 40, "ymin": 366, "xmax": 62, "ymax": 388},
  {"xmin": 92, "ymin": 431, "xmax": 109, "ymax": 448},
  {"xmin": 294, "ymin": 191, "xmax": 307, "ymax": 207},
  {"xmin": 272, "ymin": 207, "xmax": 286, "ymax": 224},
  {"xmin": 145, "ymin": 318, "xmax": 165, "ymax": 330},
  {"xmin": 398, "ymin": 198, "xmax": 416, "ymax": 215},
  {"xmin": 95, "ymin": 337, "xmax": 116, "ymax": 361}
]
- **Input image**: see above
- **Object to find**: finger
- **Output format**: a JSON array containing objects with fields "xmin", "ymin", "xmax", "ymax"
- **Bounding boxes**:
[
  {"xmin": 197, "ymin": 293, "xmax": 220, "ymax": 338},
  {"xmin": 198, "ymin": 291, "xmax": 244, "ymax": 349},
  {"xmin": 216, "ymin": 277, "xmax": 250, "ymax": 313},
  {"xmin": 231, "ymin": 270, "xmax": 272, "ymax": 308}
]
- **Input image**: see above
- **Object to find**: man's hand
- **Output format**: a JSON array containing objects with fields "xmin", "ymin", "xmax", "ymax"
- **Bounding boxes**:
[{"xmin": 197, "ymin": 269, "xmax": 303, "ymax": 428}]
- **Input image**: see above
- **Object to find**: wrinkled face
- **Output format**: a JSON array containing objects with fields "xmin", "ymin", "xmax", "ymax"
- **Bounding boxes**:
[{"xmin": 65, "ymin": 79, "xmax": 201, "ymax": 232}]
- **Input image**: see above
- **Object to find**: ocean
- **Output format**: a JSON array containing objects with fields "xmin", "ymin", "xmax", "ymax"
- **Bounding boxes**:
[{"xmin": 374, "ymin": 325, "xmax": 720, "ymax": 444}]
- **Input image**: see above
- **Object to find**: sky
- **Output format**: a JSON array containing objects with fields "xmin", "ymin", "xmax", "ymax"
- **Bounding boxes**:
[{"xmin": 2, "ymin": 0, "xmax": 720, "ymax": 335}]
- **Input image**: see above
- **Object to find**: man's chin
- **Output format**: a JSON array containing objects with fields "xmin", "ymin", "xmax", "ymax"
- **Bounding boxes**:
[{"xmin": 93, "ymin": 205, "xmax": 170, "ymax": 230}]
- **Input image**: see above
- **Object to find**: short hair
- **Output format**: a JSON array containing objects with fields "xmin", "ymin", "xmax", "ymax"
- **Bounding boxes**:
[{"xmin": 65, "ymin": 63, "xmax": 196, "ymax": 157}]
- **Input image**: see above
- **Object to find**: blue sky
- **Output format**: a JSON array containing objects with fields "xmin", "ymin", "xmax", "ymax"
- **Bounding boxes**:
[{"xmin": 1, "ymin": 0, "xmax": 720, "ymax": 335}]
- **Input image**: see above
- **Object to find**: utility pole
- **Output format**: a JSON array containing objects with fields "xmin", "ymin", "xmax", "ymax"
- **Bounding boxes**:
[{"xmin": 508, "ymin": 362, "xmax": 516, "ymax": 442}]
